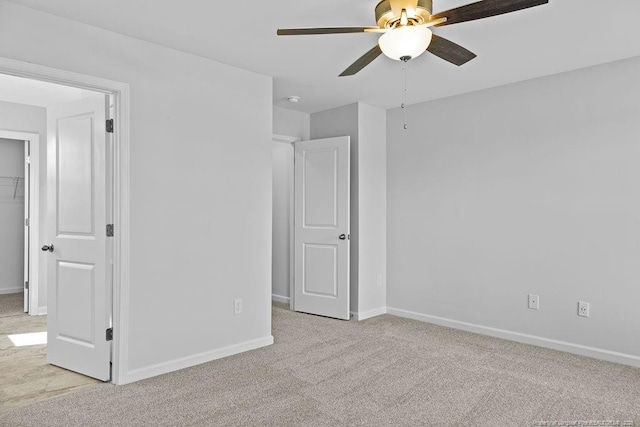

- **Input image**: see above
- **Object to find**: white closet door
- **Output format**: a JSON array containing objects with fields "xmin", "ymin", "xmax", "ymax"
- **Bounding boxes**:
[{"xmin": 294, "ymin": 136, "xmax": 350, "ymax": 320}]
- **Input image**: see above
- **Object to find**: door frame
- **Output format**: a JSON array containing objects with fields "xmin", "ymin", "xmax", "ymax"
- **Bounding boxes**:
[
  {"xmin": 272, "ymin": 134, "xmax": 299, "ymax": 311},
  {"xmin": 0, "ymin": 56, "xmax": 131, "ymax": 385},
  {"xmin": 0, "ymin": 130, "xmax": 39, "ymax": 315}
]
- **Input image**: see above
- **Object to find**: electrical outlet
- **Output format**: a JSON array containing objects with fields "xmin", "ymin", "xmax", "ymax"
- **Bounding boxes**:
[
  {"xmin": 578, "ymin": 301, "xmax": 590, "ymax": 317},
  {"xmin": 528, "ymin": 294, "xmax": 539, "ymax": 310},
  {"xmin": 376, "ymin": 275, "xmax": 383, "ymax": 288},
  {"xmin": 234, "ymin": 298, "xmax": 243, "ymax": 315}
]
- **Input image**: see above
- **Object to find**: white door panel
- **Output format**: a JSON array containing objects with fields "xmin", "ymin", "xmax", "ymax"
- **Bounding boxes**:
[
  {"xmin": 303, "ymin": 244, "xmax": 338, "ymax": 297},
  {"xmin": 57, "ymin": 115, "xmax": 94, "ymax": 234},
  {"xmin": 294, "ymin": 137, "xmax": 350, "ymax": 320},
  {"xmin": 47, "ymin": 96, "xmax": 111, "ymax": 381}
]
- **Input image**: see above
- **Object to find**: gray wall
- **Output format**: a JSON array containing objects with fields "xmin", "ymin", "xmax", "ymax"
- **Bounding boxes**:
[
  {"xmin": 0, "ymin": 0, "xmax": 273, "ymax": 382},
  {"xmin": 357, "ymin": 103, "xmax": 386, "ymax": 314},
  {"xmin": 273, "ymin": 106, "xmax": 310, "ymax": 141},
  {"xmin": 0, "ymin": 137, "xmax": 24, "ymax": 295},
  {"xmin": 0, "ymin": 101, "xmax": 47, "ymax": 311},
  {"xmin": 387, "ymin": 56, "xmax": 640, "ymax": 358}
]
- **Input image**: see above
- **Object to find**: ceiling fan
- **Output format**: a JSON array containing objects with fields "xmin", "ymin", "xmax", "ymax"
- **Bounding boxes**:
[{"xmin": 277, "ymin": 0, "xmax": 549, "ymax": 76}]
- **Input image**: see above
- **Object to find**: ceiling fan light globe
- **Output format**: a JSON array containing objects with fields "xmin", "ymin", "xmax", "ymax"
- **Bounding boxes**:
[{"xmin": 378, "ymin": 26, "xmax": 432, "ymax": 61}]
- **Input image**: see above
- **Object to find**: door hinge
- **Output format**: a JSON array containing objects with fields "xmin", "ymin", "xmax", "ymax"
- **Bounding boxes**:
[
  {"xmin": 106, "ymin": 119, "xmax": 114, "ymax": 133},
  {"xmin": 25, "ymin": 156, "xmax": 31, "ymax": 164},
  {"xmin": 106, "ymin": 328, "xmax": 113, "ymax": 341},
  {"xmin": 25, "ymin": 218, "xmax": 30, "ymax": 227},
  {"xmin": 106, "ymin": 224, "xmax": 114, "ymax": 237},
  {"xmin": 25, "ymin": 281, "xmax": 29, "ymax": 290}
]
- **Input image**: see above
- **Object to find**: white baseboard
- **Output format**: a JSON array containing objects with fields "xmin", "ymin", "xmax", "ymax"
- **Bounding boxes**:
[
  {"xmin": 123, "ymin": 335, "xmax": 274, "ymax": 384},
  {"xmin": 386, "ymin": 307, "xmax": 640, "ymax": 368},
  {"xmin": 351, "ymin": 307, "xmax": 387, "ymax": 321},
  {"xmin": 272, "ymin": 294, "xmax": 290, "ymax": 304},
  {"xmin": 36, "ymin": 306, "xmax": 47, "ymax": 316},
  {"xmin": 0, "ymin": 287, "xmax": 23, "ymax": 295}
]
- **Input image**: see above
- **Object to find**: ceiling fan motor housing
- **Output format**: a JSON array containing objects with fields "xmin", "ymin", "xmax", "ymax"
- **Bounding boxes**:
[{"xmin": 375, "ymin": 0, "xmax": 433, "ymax": 28}]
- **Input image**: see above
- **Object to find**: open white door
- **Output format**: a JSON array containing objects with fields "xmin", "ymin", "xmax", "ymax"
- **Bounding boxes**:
[
  {"xmin": 294, "ymin": 137, "xmax": 350, "ymax": 320},
  {"xmin": 24, "ymin": 140, "xmax": 30, "ymax": 313},
  {"xmin": 46, "ymin": 96, "xmax": 111, "ymax": 381}
]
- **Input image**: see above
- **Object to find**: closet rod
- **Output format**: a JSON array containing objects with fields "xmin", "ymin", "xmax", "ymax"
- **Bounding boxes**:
[{"xmin": 0, "ymin": 176, "xmax": 24, "ymax": 200}]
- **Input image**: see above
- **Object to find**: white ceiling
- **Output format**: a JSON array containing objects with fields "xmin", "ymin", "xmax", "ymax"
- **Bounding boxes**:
[
  {"xmin": 0, "ymin": 73, "xmax": 85, "ymax": 107},
  {"xmin": 7, "ymin": 0, "xmax": 640, "ymax": 113}
]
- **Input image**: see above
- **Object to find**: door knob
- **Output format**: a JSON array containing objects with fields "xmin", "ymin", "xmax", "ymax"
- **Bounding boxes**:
[
  {"xmin": 41, "ymin": 244, "xmax": 54, "ymax": 252},
  {"xmin": 339, "ymin": 234, "xmax": 346, "ymax": 240}
]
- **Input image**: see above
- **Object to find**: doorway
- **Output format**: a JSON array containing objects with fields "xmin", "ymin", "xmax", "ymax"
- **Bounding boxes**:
[
  {"xmin": 0, "ymin": 56, "xmax": 131, "ymax": 387},
  {"xmin": 0, "ymin": 137, "xmax": 29, "ymax": 317},
  {"xmin": 271, "ymin": 134, "xmax": 351, "ymax": 320},
  {"xmin": 0, "ymin": 131, "xmax": 39, "ymax": 318},
  {"xmin": 271, "ymin": 134, "xmax": 297, "ymax": 308},
  {"xmin": 0, "ymin": 76, "xmax": 112, "ymax": 408}
]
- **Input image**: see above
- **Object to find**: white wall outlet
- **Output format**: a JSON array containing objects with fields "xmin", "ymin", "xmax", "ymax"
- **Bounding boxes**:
[
  {"xmin": 234, "ymin": 298, "xmax": 243, "ymax": 315},
  {"xmin": 528, "ymin": 294, "xmax": 539, "ymax": 310},
  {"xmin": 376, "ymin": 275, "xmax": 383, "ymax": 288},
  {"xmin": 578, "ymin": 301, "xmax": 590, "ymax": 317}
]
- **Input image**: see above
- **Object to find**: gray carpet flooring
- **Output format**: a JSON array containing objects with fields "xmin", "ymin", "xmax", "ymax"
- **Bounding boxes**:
[
  {"xmin": 1, "ymin": 304, "xmax": 639, "ymax": 426},
  {"xmin": 0, "ymin": 292, "xmax": 24, "ymax": 318}
]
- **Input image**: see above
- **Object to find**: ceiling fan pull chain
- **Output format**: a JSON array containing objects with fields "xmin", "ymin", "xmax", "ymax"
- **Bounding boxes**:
[{"xmin": 401, "ymin": 63, "xmax": 408, "ymax": 130}]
